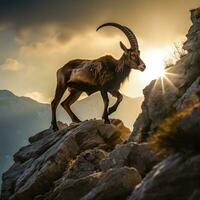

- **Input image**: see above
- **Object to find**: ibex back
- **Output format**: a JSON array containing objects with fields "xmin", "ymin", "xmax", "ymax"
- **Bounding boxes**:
[{"xmin": 51, "ymin": 22, "xmax": 146, "ymax": 131}]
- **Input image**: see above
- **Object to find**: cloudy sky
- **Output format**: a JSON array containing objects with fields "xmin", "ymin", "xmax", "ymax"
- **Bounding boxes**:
[{"xmin": 0, "ymin": 0, "xmax": 199, "ymax": 102}]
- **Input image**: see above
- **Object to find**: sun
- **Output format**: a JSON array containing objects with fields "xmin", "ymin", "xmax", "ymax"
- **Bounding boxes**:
[
  {"xmin": 139, "ymin": 46, "xmax": 173, "ymax": 85},
  {"xmin": 139, "ymin": 45, "xmax": 182, "ymax": 95},
  {"xmin": 120, "ymin": 45, "xmax": 174, "ymax": 98}
]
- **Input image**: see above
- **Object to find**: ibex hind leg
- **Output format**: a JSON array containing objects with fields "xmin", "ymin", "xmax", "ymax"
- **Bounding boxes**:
[
  {"xmin": 101, "ymin": 91, "xmax": 110, "ymax": 124},
  {"xmin": 51, "ymin": 84, "xmax": 66, "ymax": 131},
  {"xmin": 61, "ymin": 89, "xmax": 82, "ymax": 123}
]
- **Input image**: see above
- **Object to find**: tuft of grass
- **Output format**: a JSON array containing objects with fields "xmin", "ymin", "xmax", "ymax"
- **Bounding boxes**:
[
  {"xmin": 172, "ymin": 42, "xmax": 187, "ymax": 59},
  {"xmin": 148, "ymin": 103, "xmax": 200, "ymax": 156},
  {"xmin": 164, "ymin": 42, "xmax": 187, "ymax": 69},
  {"xmin": 164, "ymin": 59, "xmax": 174, "ymax": 69}
]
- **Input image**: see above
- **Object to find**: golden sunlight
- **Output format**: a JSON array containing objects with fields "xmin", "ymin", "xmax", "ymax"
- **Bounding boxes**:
[
  {"xmin": 140, "ymin": 45, "xmax": 173, "ymax": 85},
  {"xmin": 120, "ymin": 45, "xmax": 176, "ymax": 98}
]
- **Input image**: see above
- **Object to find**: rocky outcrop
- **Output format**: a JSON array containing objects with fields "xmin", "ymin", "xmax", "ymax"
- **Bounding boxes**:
[
  {"xmin": 81, "ymin": 167, "xmax": 141, "ymax": 200},
  {"xmin": 100, "ymin": 142, "xmax": 159, "ymax": 177},
  {"xmin": 128, "ymin": 153, "xmax": 200, "ymax": 200},
  {"xmin": 45, "ymin": 167, "xmax": 141, "ymax": 200},
  {"xmin": 1, "ymin": 119, "xmax": 145, "ymax": 200},
  {"xmin": 128, "ymin": 101, "xmax": 200, "ymax": 200},
  {"xmin": 129, "ymin": 8, "xmax": 200, "ymax": 142},
  {"xmin": 127, "ymin": 7, "xmax": 200, "ymax": 200}
]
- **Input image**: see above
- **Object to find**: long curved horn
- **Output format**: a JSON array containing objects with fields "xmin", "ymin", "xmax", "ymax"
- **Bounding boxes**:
[{"xmin": 96, "ymin": 22, "xmax": 139, "ymax": 50}]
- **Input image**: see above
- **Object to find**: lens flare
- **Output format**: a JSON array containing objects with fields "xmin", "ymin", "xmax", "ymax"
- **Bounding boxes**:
[{"xmin": 139, "ymin": 46, "xmax": 174, "ymax": 84}]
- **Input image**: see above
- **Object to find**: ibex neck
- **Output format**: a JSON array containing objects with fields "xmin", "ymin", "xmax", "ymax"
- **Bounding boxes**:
[
  {"xmin": 116, "ymin": 54, "xmax": 127, "ymax": 71},
  {"xmin": 115, "ymin": 54, "xmax": 131, "ymax": 84}
]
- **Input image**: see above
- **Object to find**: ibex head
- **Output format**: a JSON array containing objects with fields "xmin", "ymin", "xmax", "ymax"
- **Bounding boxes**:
[{"xmin": 97, "ymin": 22, "xmax": 146, "ymax": 72}]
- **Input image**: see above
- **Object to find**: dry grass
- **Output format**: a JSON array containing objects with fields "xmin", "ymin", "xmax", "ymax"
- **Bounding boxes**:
[
  {"xmin": 148, "ymin": 103, "xmax": 200, "ymax": 156},
  {"xmin": 164, "ymin": 59, "xmax": 174, "ymax": 69},
  {"xmin": 164, "ymin": 42, "xmax": 187, "ymax": 69},
  {"xmin": 172, "ymin": 42, "xmax": 187, "ymax": 60}
]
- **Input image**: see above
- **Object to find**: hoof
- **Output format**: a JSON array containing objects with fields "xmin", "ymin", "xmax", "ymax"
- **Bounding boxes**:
[
  {"xmin": 72, "ymin": 118, "xmax": 82, "ymax": 123},
  {"xmin": 51, "ymin": 124, "xmax": 59, "ymax": 132},
  {"xmin": 104, "ymin": 119, "xmax": 110, "ymax": 124},
  {"xmin": 53, "ymin": 127, "xmax": 59, "ymax": 131}
]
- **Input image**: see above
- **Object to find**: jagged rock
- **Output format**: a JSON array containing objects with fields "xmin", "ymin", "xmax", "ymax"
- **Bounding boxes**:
[
  {"xmin": 127, "ymin": 8, "xmax": 200, "ymax": 200},
  {"xmin": 28, "ymin": 121, "xmax": 69, "ymax": 143},
  {"xmin": 100, "ymin": 142, "xmax": 159, "ymax": 177},
  {"xmin": 110, "ymin": 119, "xmax": 131, "ymax": 141},
  {"xmin": 128, "ymin": 154, "xmax": 200, "ymax": 200},
  {"xmin": 81, "ymin": 167, "xmax": 141, "ymax": 200},
  {"xmin": 42, "ymin": 172, "xmax": 103, "ymax": 200},
  {"xmin": 174, "ymin": 77, "xmax": 200, "ymax": 111},
  {"xmin": 40, "ymin": 149, "xmax": 107, "ymax": 199},
  {"xmin": 189, "ymin": 190, "xmax": 200, "ymax": 200},
  {"xmin": 190, "ymin": 7, "xmax": 200, "ymax": 23},
  {"xmin": 1, "ymin": 119, "xmax": 127, "ymax": 200},
  {"xmin": 65, "ymin": 148, "xmax": 107, "ymax": 179},
  {"xmin": 129, "ymin": 8, "xmax": 200, "ymax": 142},
  {"xmin": 127, "ymin": 8, "xmax": 200, "ymax": 198},
  {"xmin": 42, "ymin": 167, "xmax": 141, "ymax": 200}
]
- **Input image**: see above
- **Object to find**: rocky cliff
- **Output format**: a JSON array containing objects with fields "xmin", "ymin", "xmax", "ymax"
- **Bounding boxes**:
[
  {"xmin": 1, "ymin": 7, "xmax": 200, "ymax": 200},
  {"xmin": 127, "ymin": 7, "xmax": 200, "ymax": 200},
  {"xmin": 0, "ymin": 90, "xmax": 142, "ymax": 188},
  {"xmin": 129, "ymin": 8, "xmax": 200, "ymax": 142},
  {"xmin": 1, "ymin": 119, "xmax": 156, "ymax": 200}
]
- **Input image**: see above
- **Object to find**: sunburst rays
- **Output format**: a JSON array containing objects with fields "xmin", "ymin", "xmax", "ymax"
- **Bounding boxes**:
[{"xmin": 152, "ymin": 67, "xmax": 180, "ymax": 94}]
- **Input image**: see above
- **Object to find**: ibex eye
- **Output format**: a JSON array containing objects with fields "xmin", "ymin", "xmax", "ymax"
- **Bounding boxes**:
[{"xmin": 131, "ymin": 54, "xmax": 136, "ymax": 59}]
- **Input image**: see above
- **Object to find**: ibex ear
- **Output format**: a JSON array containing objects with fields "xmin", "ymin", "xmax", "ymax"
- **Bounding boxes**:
[{"xmin": 120, "ymin": 41, "xmax": 128, "ymax": 54}]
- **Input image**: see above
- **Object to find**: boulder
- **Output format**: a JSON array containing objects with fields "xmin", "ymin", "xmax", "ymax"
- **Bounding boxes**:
[
  {"xmin": 41, "ymin": 173, "xmax": 103, "ymax": 200},
  {"xmin": 65, "ymin": 148, "xmax": 107, "ymax": 179},
  {"xmin": 39, "ymin": 148, "xmax": 107, "ymax": 200},
  {"xmin": 100, "ymin": 142, "xmax": 159, "ymax": 177},
  {"xmin": 128, "ymin": 154, "xmax": 200, "ymax": 200},
  {"xmin": 82, "ymin": 167, "xmax": 141, "ymax": 200},
  {"xmin": 43, "ymin": 167, "xmax": 141, "ymax": 200}
]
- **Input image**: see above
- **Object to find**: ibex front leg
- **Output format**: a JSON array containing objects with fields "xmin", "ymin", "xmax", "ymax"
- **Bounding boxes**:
[
  {"xmin": 108, "ymin": 90, "xmax": 123, "ymax": 115},
  {"xmin": 101, "ymin": 91, "xmax": 110, "ymax": 124}
]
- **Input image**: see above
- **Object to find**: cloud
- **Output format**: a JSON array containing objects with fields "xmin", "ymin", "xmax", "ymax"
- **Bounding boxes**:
[
  {"xmin": 0, "ymin": 0, "xmax": 128, "ymax": 43},
  {"xmin": 0, "ymin": 58, "xmax": 22, "ymax": 71},
  {"xmin": 24, "ymin": 91, "xmax": 50, "ymax": 103},
  {"xmin": 1, "ymin": 0, "xmax": 197, "ymax": 46},
  {"xmin": 1, "ymin": 0, "xmax": 198, "ymax": 63}
]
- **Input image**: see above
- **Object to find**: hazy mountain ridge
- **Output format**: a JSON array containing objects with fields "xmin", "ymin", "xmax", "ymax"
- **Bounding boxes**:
[{"xmin": 0, "ymin": 90, "xmax": 51, "ymax": 187}]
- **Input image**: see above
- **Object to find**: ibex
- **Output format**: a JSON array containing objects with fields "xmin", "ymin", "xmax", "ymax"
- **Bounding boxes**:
[{"xmin": 51, "ymin": 22, "xmax": 146, "ymax": 131}]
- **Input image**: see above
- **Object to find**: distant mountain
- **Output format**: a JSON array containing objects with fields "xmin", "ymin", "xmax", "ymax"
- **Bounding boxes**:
[
  {"xmin": 0, "ymin": 89, "xmax": 143, "ymax": 187},
  {"xmin": 72, "ymin": 93, "xmax": 143, "ymax": 129},
  {"xmin": 0, "ymin": 90, "xmax": 51, "ymax": 187}
]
